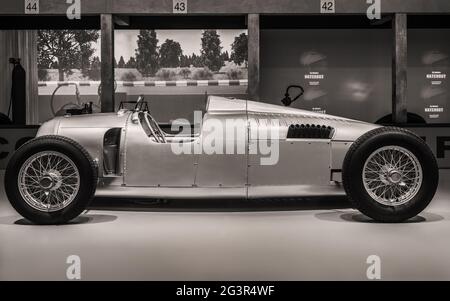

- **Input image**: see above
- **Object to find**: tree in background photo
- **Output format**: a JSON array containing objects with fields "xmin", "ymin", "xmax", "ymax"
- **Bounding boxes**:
[
  {"xmin": 135, "ymin": 29, "xmax": 159, "ymax": 77},
  {"xmin": 221, "ymin": 50, "xmax": 230, "ymax": 63},
  {"xmin": 200, "ymin": 30, "xmax": 224, "ymax": 72},
  {"xmin": 231, "ymin": 33, "xmax": 248, "ymax": 67},
  {"xmin": 126, "ymin": 57, "xmax": 137, "ymax": 68},
  {"xmin": 118, "ymin": 56, "xmax": 126, "ymax": 68},
  {"xmin": 37, "ymin": 30, "xmax": 99, "ymax": 81},
  {"xmin": 159, "ymin": 39, "xmax": 183, "ymax": 68},
  {"xmin": 112, "ymin": 29, "xmax": 248, "ymax": 81},
  {"xmin": 86, "ymin": 56, "xmax": 101, "ymax": 80}
]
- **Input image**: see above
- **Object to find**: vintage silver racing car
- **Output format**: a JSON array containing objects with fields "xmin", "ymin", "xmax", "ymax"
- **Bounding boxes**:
[{"xmin": 4, "ymin": 96, "xmax": 438, "ymax": 224}]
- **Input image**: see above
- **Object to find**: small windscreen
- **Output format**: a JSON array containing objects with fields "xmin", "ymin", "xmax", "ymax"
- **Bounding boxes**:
[{"xmin": 138, "ymin": 112, "xmax": 153, "ymax": 137}]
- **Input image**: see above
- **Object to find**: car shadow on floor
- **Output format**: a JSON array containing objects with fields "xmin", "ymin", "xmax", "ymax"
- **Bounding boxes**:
[
  {"xmin": 14, "ymin": 214, "xmax": 118, "ymax": 225},
  {"xmin": 314, "ymin": 211, "xmax": 444, "ymax": 224},
  {"xmin": 0, "ymin": 196, "xmax": 352, "ymax": 226},
  {"xmin": 90, "ymin": 196, "xmax": 445, "ymax": 224},
  {"xmin": 89, "ymin": 195, "xmax": 352, "ymax": 212}
]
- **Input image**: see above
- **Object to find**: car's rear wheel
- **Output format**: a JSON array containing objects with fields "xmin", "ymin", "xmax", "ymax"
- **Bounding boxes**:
[
  {"xmin": 342, "ymin": 127, "xmax": 438, "ymax": 222},
  {"xmin": 5, "ymin": 136, "xmax": 97, "ymax": 224}
]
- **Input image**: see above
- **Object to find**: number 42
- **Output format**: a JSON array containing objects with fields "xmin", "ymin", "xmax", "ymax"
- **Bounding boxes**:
[{"xmin": 320, "ymin": 0, "xmax": 335, "ymax": 13}]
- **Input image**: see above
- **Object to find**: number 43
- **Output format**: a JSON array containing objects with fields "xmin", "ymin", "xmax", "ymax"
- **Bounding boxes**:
[
  {"xmin": 174, "ymin": 3, "xmax": 185, "ymax": 11},
  {"xmin": 173, "ymin": 0, "xmax": 187, "ymax": 13}
]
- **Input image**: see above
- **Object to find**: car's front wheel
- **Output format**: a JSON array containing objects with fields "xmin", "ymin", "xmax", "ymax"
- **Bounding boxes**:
[
  {"xmin": 342, "ymin": 127, "xmax": 438, "ymax": 222},
  {"xmin": 4, "ymin": 136, "xmax": 97, "ymax": 224}
]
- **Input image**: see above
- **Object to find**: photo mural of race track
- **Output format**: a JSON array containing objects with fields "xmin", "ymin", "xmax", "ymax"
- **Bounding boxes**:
[{"xmin": 37, "ymin": 29, "xmax": 248, "ymax": 123}]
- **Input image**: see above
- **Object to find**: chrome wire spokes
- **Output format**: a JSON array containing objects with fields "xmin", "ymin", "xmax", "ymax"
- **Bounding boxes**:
[
  {"xmin": 362, "ymin": 146, "xmax": 422, "ymax": 206},
  {"xmin": 18, "ymin": 151, "xmax": 80, "ymax": 212}
]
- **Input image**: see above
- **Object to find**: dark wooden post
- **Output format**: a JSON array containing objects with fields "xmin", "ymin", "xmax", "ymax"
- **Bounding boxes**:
[
  {"xmin": 247, "ymin": 14, "xmax": 260, "ymax": 101},
  {"xmin": 392, "ymin": 13, "xmax": 407, "ymax": 123},
  {"xmin": 101, "ymin": 14, "xmax": 115, "ymax": 112}
]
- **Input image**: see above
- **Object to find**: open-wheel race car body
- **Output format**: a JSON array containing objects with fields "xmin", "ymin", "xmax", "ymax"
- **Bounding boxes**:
[{"xmin": 4, "ymin": 96, "xmax": 439, "ymax": 224}]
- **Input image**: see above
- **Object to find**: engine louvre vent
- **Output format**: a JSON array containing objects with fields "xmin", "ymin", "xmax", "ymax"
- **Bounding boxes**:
[{"xmin": 287, "ymin": 124, "xmax": 334, "ymax": 139}]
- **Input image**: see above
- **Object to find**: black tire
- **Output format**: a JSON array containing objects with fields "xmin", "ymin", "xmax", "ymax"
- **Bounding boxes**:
[
  {"xmin": 342, "ymin": 127, "xmax": 438, "ymax": 222},
  {"xmin": 4, "ymin": 135, "xmax": 98, "ymax": 224}
]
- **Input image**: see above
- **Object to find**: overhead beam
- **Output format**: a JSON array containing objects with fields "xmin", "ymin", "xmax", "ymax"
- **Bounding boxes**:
[
  {"xmin": 100, "ymin": 14, "xmax": 115, "ymax": 112},
  {"xmin": 247, "ymin": 14, "xmax": 260, "ymax": 101},
  {"xmin": 392, "ymin": 13, "xmax": 408, "ymax": 123},
  {"xmin": 2, "ymin": 0, "xmax": 450, "ymax": 15},
  {"xmin": 109, "ymin": 0, "xmax": 450, "ymax": 14}
]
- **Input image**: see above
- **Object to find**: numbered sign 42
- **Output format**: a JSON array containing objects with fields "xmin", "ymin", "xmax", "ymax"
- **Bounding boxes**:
[
  {"xmin": 173, "ymin": 0, "xmax": 187, "ymax": 14},
  {"xmin": 320, "ymin": 0, "xmax": 335, "ymax": 13},
  {"xmin": 25, "ymin": 0, "xmax": 39, "ymax": 14}
]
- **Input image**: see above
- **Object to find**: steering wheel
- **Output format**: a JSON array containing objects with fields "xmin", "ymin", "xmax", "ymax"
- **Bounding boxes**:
[
  {"xmin": 281, "ymin": 85, "xmax": 305, "ymax": 107},
  {"xmin": 50, "ymin": 83, "xmax": 82, "ymax": 116},
  {"xmin": 145, "ymin": 113, "xmax": 166, "ymax": 143}
]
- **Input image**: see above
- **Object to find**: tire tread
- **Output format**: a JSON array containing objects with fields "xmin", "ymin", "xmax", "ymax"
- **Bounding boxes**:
[{"xmin": 342, "ymin": 126, "xmax": 438, "ymax": 222}]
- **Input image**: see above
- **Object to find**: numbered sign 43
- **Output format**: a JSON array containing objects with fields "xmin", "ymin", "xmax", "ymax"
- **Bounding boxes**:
[
  {"xmin": 320, "ymin": 0, "xmax": 335, "ymax": 13},
  {"xmin": 25, "ymin": 0, "xmax": 39, "ymax": 14},
  {"xmin": 173, "ymin": 0, "xmax": 187, "ymax": 14}
]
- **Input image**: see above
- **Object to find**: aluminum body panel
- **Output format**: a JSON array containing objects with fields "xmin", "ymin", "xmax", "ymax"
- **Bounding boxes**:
[
  {"xmin": 56, "ymin": 127, "xmax": 107, "ymax": 168},
  {"xmin": 124, "ymin": 114, "xmax": 197, "ymax": 187},
  {"xmin": 207, "ymin": 96, "xmax": 247, "ymax": 113},
  {"xmin": 331, "ymin": 141, "xmax": 353, "ymax": 170},
  {"xmin": 95, "ymin": 184, "xmax": 344, "ymax": 199},
  {"xmin": 194, "ymin": 112, "xmax": 248, "ymax": 188},
  {"xmin": 57, "ymin": 112, "xmax": 130, "ymax": 128},
  {"xmin": 33, "ymin": 96, "xmax": 384, "ymax": 199},
  {"xmin": 208, "ymin": 96, "xmax": 381, "ymax": 141},
  {"xmin": 36, "ymin": 118, "xmax": 60, "ymax": 136},
  {"xmin": 247, "ymin": 184, "xmax": 345, "ymax": 199},
  {"xmin": 95, "ymin": 186, "xmax": 247, "ymax": 199},
  {"xmin": 36, "ymin": 112, "xmax": 132, "ymax": 177},
  {"xmin": 248, "ymin": 139, "xmax": 331, "ymax": 186}
]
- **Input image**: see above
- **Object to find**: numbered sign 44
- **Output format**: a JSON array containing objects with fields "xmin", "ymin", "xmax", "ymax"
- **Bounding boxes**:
[
  {"xmin": 173, "ymin": 0, "xmax": 187, "ymax": 14},
  {"xmin": 320, "ymin": 0, "xmax": 335, "ymax": 13},
  {"xmin": 25, "ymin": 0, "xmax": 39, "ymax": 14}
]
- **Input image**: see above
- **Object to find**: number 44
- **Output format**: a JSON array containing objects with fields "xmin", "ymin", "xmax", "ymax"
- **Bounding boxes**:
[{"xmin": 25, "ymin": 0, "xmax": 39, "ymax": 14}]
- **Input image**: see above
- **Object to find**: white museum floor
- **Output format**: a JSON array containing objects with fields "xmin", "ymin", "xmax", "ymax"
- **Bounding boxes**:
[{"xmin": 1, "ymin": 170, "xmax": 450, "ymax": 280}]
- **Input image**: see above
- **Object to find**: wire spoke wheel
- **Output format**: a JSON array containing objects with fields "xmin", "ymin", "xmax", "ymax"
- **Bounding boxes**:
[
  {"xmin": 18, "ymin": 151, "xmax": 80, "ymax": 212},
  {"xmin": 363, "ymin": 146, "xmax": 423, "ymax": 207}
]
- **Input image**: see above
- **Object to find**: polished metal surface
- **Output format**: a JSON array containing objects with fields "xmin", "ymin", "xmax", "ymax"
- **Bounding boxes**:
[
  {"xmin": 95, "ymin": 186, "xmax": 247, "ymax": 199},
  {"xmin": 194, "ymin": 113, "xmax": 248, "ymax": 188},
  {"xmin": 124, "ymin": 113, "xmax": 197, "ymax": 187},
  {"xmin": 95, "ymin": 184, "xmax": 345, "ymax": 199},
  {"xmin": 18, "ymin": 151, "xmax": 80, "ymax": 212},
  {"xmin": 34, "ymin": 96, "xmax": 384, "ymax": 199},
  {"xmin": 331, "ymin": 141, "xmax": 352, "ymax": 170},
  {"xmin": 247, "ymin": 184, "xmax": 345, "ymax": 198},
  {"xmin": 37, "ymin": 112, "xmax": 132, "ymax": 179},
  {"xmin": 363, "ymin": 146, "xmax": 423, "ymax": 206},
  {"xmin": 248, "ymin": 140, "xmax": 331, "ymax": 186}
]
